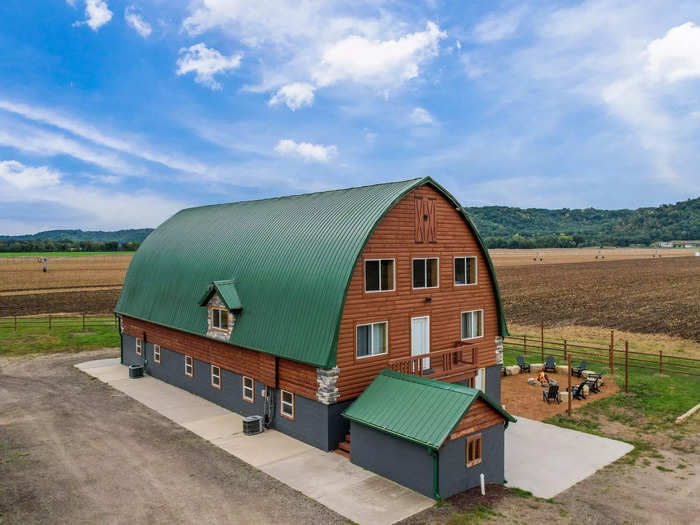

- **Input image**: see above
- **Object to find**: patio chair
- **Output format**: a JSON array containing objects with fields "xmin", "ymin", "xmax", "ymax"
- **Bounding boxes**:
[
  {"xmin": 544, "ymin": 356, "xmax": 557, "ymax": 373},
  {"xmin": 585, "ymin": 368, "xmax": 607, "ymax": 393},
  {"xmin": 517, "ymin": 355, "xmax": 531, "ymax": 372},
  {"xmin": 542, "ymin": 384, "xmax": 561, "ymax": 404},
  {"xmin": 568, "ymin": 381, "xmax": 587, "ymax": 400},
  {"xmin": 571, "ymin": 360, "xmax": 587, "ymax": 377}
]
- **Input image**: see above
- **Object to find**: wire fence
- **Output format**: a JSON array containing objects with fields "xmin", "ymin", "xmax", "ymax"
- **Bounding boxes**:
[
  {"xmin": 0, "ymin": 313, "xmax": 118, "ymax": 331},
  {"xmin": 504, "ymin": 324, "xmax": 700, "ymax": 386}
]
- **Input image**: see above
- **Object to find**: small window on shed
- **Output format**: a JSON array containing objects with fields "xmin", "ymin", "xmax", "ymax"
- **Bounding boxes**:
[
  {"xmin": 365, "ymin": 259, "xmax": 395, "ymax": 292},
  {"xmin": 153, "ymin": 344, "xmax": 161, "ymax": 364},
  {"xmin": 135, "ymin": 338, "xmax": 142, "ymax": 356},
  {"xmin": 280, "ymin": 390, "xmax": 294, "ymax": 419},
  {"xmin": 211, "ymin": 307, "xmax": 229, "ymax": 331},
  {"xmin": 185, "ymin": 355, "xmax": 194, "ymax": 377},
  {"xmin": 466, "ymin": 434, "xmax": 482, "ymax": 467},
  {"xmin": 454, "ymin": 257, "xmax": 477, "ymax": 286}
]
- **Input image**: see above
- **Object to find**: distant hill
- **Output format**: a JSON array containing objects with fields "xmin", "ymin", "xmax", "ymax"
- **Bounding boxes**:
[
  {"xmin": 466, "ymin": 197, "xmax": 700, "ymax": 248},
  {"xmin": 0, "ymin": 229, "xmax": 154, "ymax": 243}
]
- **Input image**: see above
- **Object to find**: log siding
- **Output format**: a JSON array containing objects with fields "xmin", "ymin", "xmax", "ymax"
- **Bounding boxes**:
[{"xmin": 336, "ymin": 186, "xmax": 500, "ymax": 401}]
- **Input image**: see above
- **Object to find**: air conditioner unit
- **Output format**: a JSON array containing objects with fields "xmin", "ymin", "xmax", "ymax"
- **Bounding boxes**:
[
  {"xmin": 128, "ymin": 364, "xmax": 144, "ymax": 378},
  {"xmin": 243, "ymin": 415, "xmax": 264, "ymax": 435}
]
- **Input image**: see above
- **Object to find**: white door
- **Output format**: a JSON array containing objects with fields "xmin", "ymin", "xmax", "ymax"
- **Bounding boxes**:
[{"xmin": 411, "ymin": 316, "xmax": 430, "ymax": 371}]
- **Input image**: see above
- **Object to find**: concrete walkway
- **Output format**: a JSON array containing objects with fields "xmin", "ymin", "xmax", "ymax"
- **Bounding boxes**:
[
  {"xmin": 76, "ymin": 359, "xmax": 433, "ymax": 525},
  {"xmin": 504, "ymin": 416, "xmax": 634, "ymax": 499}
]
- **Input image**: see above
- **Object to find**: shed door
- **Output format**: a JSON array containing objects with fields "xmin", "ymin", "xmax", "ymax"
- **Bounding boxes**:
[{"xmin": 411, "ymin": 316, "xmax": 430, "ymax": 371}]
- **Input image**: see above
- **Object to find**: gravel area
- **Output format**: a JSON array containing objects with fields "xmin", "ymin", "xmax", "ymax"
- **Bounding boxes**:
[{"xmin": 0, "ymin": 349, "xmax": 346, "ymax": 525}]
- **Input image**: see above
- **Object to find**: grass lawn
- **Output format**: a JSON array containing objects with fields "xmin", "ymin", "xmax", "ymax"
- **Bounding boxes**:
[
  {"xmin": 0, "ymin": 317, "xmax": 120, "ymax": 356},
  {"xmin": 0, "ymin": 252, "xmax": 132, "ymax": 257}
]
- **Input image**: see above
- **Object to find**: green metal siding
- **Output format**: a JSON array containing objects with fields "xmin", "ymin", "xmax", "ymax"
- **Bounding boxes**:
[
  {"xmin": 115, "ymin": 177, "xmax": 508, "ymax": 368},
  {"xmin": 343, "ymin": 370, "xmax": 515, "ymax": 449}
]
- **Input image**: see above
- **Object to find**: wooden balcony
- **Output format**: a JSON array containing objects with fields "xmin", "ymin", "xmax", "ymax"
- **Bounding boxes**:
[{"xmin": 387, "ymin": 344, "xmax": 478, "ymax": 383}]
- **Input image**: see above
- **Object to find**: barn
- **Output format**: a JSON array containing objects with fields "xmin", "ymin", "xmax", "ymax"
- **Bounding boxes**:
[{"xmin": 115, "ymin": 177, "xmax": 514, "ymax": 497}]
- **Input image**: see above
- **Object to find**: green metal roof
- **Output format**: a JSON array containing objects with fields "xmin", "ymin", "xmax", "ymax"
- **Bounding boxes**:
[
  {"xmin": 115, "ymin": 177, "xmax": 507, "ymax": 369},
  {"xmin": 343, "ymin": 370, "xmax": 515, "ymax": 450},
  {"xmin": 198, "ymin": 280, "xmax": 243, "ymax": 311}
]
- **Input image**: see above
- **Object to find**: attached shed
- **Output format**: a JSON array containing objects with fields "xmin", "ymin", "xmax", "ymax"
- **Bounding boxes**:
[{"xmin": 343, "ymin": 370, "xmax": 515, "ymax": 499}]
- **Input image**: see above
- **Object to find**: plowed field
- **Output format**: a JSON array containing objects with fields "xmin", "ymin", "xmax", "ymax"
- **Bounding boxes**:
[{"xmin": 497, "ymin": 256, "xmax": 700, "ymax": 342}]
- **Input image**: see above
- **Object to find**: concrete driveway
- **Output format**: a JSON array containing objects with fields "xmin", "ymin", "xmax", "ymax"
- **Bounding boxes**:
[
  {"xmin": 77, "ymin": 359, "xmax": 433, "ymax": 525},
  {"xmin": 504, "ymin": 416, "xmax": 634, "ymax": 499}
]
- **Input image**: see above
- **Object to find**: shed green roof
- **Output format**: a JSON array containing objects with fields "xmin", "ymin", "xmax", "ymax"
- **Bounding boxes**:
[
  {"xmin": 343, "ymin": 370, "xmax": 515, "ymax": 449},
  {"xmin": 199, "ymin": 280, "xmax": 243, "ymax": 311},
  {"xmin": 115, "ymin": 177, "xmax": 507, "ymax": 369}
]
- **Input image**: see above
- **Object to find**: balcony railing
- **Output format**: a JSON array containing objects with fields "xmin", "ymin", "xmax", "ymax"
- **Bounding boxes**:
[{"xmin": 387, "ymin": 344, "xmax": 478, "ymax": 382}]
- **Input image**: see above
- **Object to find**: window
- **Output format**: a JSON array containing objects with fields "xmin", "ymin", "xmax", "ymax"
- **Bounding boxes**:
[
  {"xmin": 466, "ymin": 434, "xmax": 482, "ymax": 467},
  {"xmin": 153, "ymin": 344, "xmax": 161, "ymax": 364},
  {"xmin": 454, "ymin": 257, "xmax": 477, "ymax": 286},
  {"xmin": 211, "ymin": 365, "xmax": 221, "ymax": 389},
  {"xmin": 135, "ymin": 338, "xmax": 142, "ymax": 356},
  {"xmin": 412, "ymin": 258, "xmax": 439, "ymax": 289},
  {"xmin": 280, "ymin": 390, "xmax": 294, "ymax": 419},
  {"xmin": 185, "ymin": 355, "xmax": 193, "ymax": 377},
  {"xmin": 365, "ymin": 259, "xmax": 395, "ymax": 292},
  {"xmin": 242, "ymin": 376, "xmax": 254, "ymax": 403},
  {"xmin": 461, "ymin": 310, "xmax": 484, "ymax": 340},
  {"xmin": 211, "ymin": 307, "xmax": 229, "ymax": 330},
  {"xmin": 356, "ymin": 322, "xmax": 388, "ymax": 358}
]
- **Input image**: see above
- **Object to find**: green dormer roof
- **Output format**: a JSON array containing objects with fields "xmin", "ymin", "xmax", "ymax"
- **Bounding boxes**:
[
  {"xmin": 115, "ymin": 177, "xmax": 507, "ymax": 369},
  {"xmin": 343, "ymin": 370, "xmax": 516, "ymax": 449},
  {"xmin": 198, "ymin": 280, "xmax": 243, "ymax": 311}
]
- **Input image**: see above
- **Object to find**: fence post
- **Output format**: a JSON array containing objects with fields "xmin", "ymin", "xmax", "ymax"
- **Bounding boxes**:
[
  {"xmin": 82, "ymin": 312, "xmax": 85, "ymax": 331},
  {"xmin": 48, "ymin": 314, "xmax": 51, "ymax": 330},
  {"xmin": 659, "ymin": 350, "xmax": 663, "ymax": 375},
  {"xmin": 14, "ymin": 315, "xmax": 17, "ymax": 331},
  {"xmin": 564, "ymin": 339, "xmax": 567, "ymax": 361},
  {"xmin": 609, "ymin": 329, "xmax": 615, "ymax": 373},
  {"xmin": 625, "ymin": 341, "xmax": 629, "ymax": 393},
  {"xmin": 567, "ymin": 354, "xmax": 572, "ymax": 417},
  {"xmin": 524, "ymin": 335, "xmax": 527, "ymax": 355},
  {"xmin": 540, "ymin": 321, "xmax": 544, "ymax": 362}
]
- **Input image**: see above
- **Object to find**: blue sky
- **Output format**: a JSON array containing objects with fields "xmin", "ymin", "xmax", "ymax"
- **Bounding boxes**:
[{"xmin": 1, "ymin": 0, "xmax": 699, "ymax": 234}]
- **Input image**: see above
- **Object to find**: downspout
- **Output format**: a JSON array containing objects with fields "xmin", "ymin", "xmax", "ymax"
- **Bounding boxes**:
[{"xmin": 429, "ymin": 448, "xmax": 441, "ymax": 500}]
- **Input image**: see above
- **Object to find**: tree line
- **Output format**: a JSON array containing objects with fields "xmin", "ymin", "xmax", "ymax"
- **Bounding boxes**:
[{"xmin": 0, "ymin": 239, "xmax": 141, "ymax": 253}]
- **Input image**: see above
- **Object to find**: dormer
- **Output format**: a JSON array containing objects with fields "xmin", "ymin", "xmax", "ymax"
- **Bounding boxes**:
[{"xmin": 198, "ymin": 280, "xmax": 243, "ymax": 341}]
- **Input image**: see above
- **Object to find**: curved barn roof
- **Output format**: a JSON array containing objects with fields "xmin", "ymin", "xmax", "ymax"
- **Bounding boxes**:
[{"xmin": 115, "ymin": 177, "xmax": 507, "ymax": 369}]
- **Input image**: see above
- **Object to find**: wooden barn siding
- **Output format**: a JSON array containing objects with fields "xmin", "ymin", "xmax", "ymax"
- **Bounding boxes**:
[
  {"xmin": 336, "ymin": 186, "xmax": 499, "ymax": 401},
  {"xmin": 121, "ymin": 316, "xmax": 318, "ymax": 399},
  {"xmin": 449, "ymin": 399, "xmax": 505, "ymax": 440}
]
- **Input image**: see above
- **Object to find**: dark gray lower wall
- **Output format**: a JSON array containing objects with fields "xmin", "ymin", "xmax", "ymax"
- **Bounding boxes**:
[
  {"xmin": 120, "ymin": 334, "xmax": 348, "ymax": 451},
  {"xmin": 350, "ymin": 421, "xmax": 435, "ymax": 497},
  {"xmin": 438, "ymin": 423, "xmax": 505, "ymax": 498},
  {"xmin": 485, "ymin": 365, "xmax": 501, "ymax": 403}
]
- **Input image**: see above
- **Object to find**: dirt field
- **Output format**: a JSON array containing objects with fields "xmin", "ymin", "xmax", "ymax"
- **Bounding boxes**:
[
  {"xmin": 489, "ymin": 247, "xmax": 695, "ymax": 267},
  {"xmin": 497, "ymin": 257, "xmax": 700, "ymax": 342},
  {"xmin": 501, "ymin": 371, "xmax": 620, "ymax": 421},
  {"xmin": 0, "ymin": 289, "xmax": 121, "ymax": 317},
  {"xmin": 0, "ymin": 349, "xmax": 345, "ymax": 525}
]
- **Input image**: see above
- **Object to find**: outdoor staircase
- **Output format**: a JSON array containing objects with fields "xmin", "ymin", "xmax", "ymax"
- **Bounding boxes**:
[{"xmin": 334, "ymin": 433, "xmax": 351, "ymax": 459}]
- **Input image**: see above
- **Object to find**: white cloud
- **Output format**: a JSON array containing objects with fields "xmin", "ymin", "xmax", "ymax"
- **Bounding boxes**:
[
  {"xmin": 313, "ymin": 22, "xmax": 446, "ymax": 89},
  {"xmin": 0, "ymin": 160, "xmax": 61, "ymax": 190},
  {"xmin": 0, "ymin": 160, "xmax": 184, "ymax": 231},
  {"xmin": 73, "ymin": 0, "xmax": 113, "ymax": 31},
  {"xmin": 274, "ymin": 139, "xmax": 337, "ymax": 163},
  {"xmin": 472, "ymin": 7, "xmax": 525, "ymax": 43},
  {"xmin": 0, "ymin": 99, "xmax": 207, "ymax": 175},
  {"xmin": 176, "ymin": 43, "xmax": 242, "ymax": 90},
  {"xmin": 646, "ymin": 22, "xmax": 700, "ymax": 83},
  {"xmin": 125, "ymin": 6, "xmax": 152, "ymax": 38},
  {"xmin": 409, "ymin": 107, "xmax": 435, "ymax": 125},
  {"xmin": 269, "ymin": 83, "xmax": 316, "ymax": 110}
]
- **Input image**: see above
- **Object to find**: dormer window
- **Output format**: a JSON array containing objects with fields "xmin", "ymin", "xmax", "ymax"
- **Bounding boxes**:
[{"xmin": 211, "ymin": 307, "xmax": 229, "ymax": 331}]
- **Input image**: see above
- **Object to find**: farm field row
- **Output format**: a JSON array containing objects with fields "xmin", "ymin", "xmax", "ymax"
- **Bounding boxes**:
[
  {"xmin": 0, "ymin": 251, "xmax": 131, "ymax": 257},
  {"xmin": 489, "ymin": 247, "xmax": 696, "ymax": 266}
]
